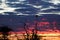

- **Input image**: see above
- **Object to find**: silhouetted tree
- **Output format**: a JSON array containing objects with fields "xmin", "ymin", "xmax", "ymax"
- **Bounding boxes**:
[
  {"xmin": 31, "ymin": 15, "xmax": 40, "ymax": 40},
  {"xmin": 31, "ymin": 29, "xmax": 40, "ymax": 40},
  {"xmin": 0, "ymin": 26, "xmax": 12, "ymax": 40},
  {"xmin": 24, "ymin": 23, "xmax": 29, "ymax": 40}
]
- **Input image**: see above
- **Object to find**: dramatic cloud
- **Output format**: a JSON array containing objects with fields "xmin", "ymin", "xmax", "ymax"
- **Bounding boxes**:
[{"xmin": 0, "ymin": 0, "xmax": 60, "ymax": 15}]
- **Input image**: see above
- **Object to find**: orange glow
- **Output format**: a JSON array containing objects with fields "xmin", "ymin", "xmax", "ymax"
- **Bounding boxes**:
[{"xmin": 0, "ymin": 20, "xmax": 60, "ymax": 40}]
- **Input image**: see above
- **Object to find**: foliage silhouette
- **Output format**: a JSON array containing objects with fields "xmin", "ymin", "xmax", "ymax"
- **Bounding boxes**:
[
  {"xmin": 31, "ymin": 29, "xmax": 40, "ymax": 40},
  {"xmin": 23, "ymin": 23, "xmax": 30, "ymax": 40},
  {"xmin": 0, "ymin": 26, "xmax": 12, "ymax": 40}
]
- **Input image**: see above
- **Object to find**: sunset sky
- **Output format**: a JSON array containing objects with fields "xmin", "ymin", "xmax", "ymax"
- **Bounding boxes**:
[
  {"xmin": 0, "ymin": 0, "xmax": 60, "ymax": 40},
  {"xmin": 0, "ymin": 14, "xmax": 60, "ymax": 33},
  {"xmin": 0, "ymin": 0, "xmax": 60, "ymax": 34}
]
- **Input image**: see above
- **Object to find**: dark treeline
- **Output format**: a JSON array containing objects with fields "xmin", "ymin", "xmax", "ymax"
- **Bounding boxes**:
[
  {"xmin": 0, "ymin": 25, "xmax": 42, "ymax": 40},
  {"xmin": 0, "ymin": 26, "xmax": 12, "ymax": 40}
]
